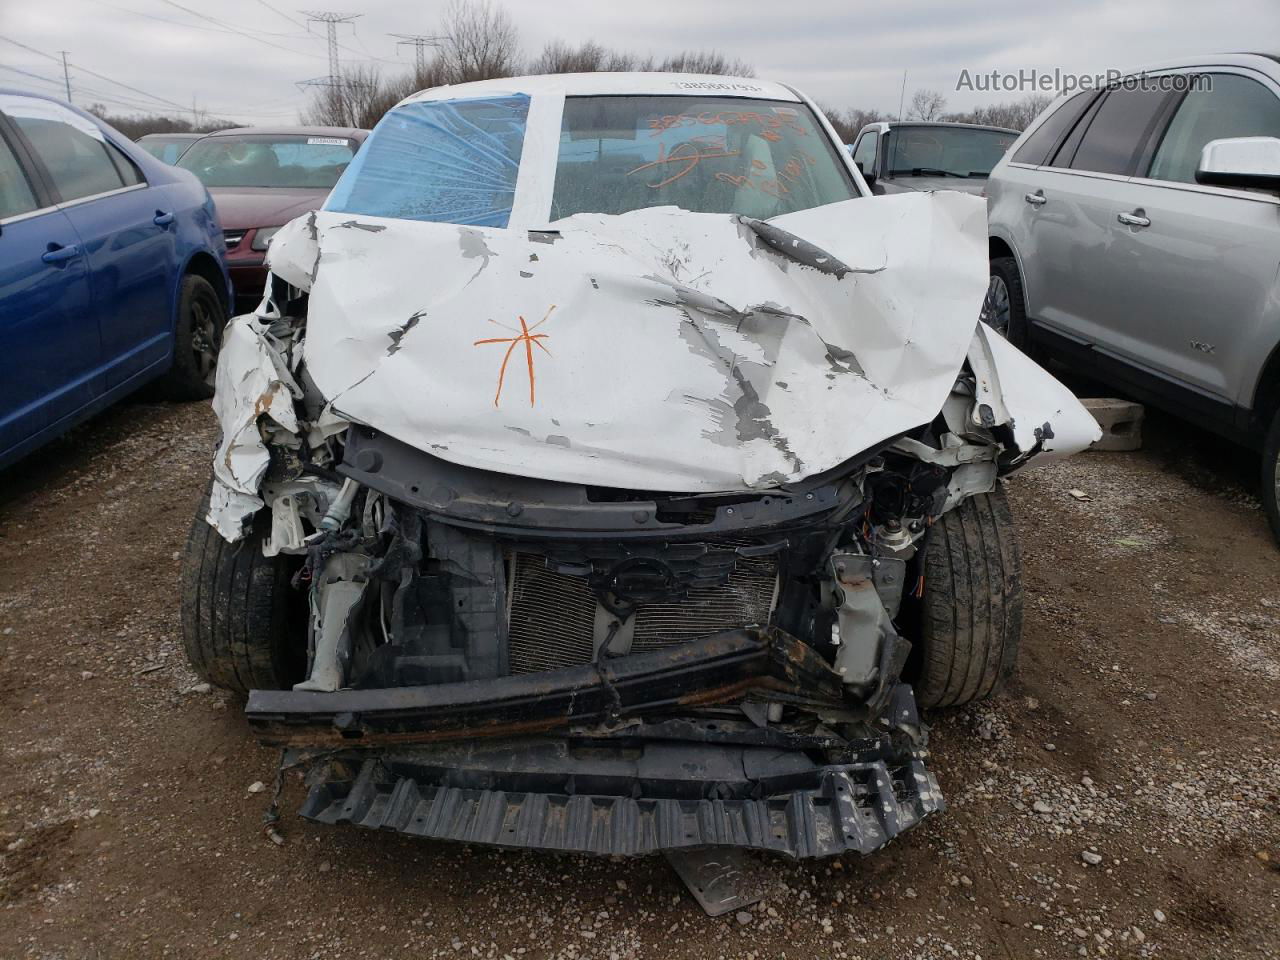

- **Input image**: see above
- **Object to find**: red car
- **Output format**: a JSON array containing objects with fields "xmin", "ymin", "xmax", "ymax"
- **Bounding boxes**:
[{"xmin": 176, "ymin": 125, "xmax": 368, "ymax": 312}]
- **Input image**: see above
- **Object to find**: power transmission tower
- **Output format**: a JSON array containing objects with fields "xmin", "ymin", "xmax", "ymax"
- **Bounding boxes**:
[
  {"xmin": 59, "ymin": 51, "xmax": 71, "ymax": 102},
  {"xmin": 301, "ymin": 11, "xmax": 361, "ymax": 84},
  {"xmin": 298, "ymin": 11, "xmax": 362, "ymax": 126},
  {"xmin": 389, "ymin": 33, "xmax": 445, "ymax": 77}
]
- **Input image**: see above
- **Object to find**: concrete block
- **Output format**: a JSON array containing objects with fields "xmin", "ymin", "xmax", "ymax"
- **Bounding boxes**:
[{"xmin": 1081, "ymin": 398, "xmax": 1144, "ymax": 452}]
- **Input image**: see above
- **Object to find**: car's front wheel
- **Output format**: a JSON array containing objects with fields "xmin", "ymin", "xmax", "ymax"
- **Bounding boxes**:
[
  {"xmin": 179, "ymin": 489, "xmax": 308, "ymax": 696},
  {"xmin": 910, "ymin": 486, "xmax": 1023, "ymax": 709},
  {"xmin": 161, "ymin": 274, "xmax": 225, "ymax": 400},
  {"xmin": 1263, "ymin": 408, "xmax": 1280, "ymax": 547}
]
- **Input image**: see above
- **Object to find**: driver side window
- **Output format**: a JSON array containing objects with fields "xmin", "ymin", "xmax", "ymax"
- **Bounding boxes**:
[
  {"xmin": 1147, "ymin": 74, "xmax": 1280, "ymax": 185},
  {"xmin": 852, "ymin": 131, "xmax": 878, "ymax": 174}
]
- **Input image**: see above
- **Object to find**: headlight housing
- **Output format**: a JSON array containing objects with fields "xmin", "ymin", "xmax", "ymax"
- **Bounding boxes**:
[{"xmin": 250, "ymin": 226, "xmax": 282, "ymax": 251}]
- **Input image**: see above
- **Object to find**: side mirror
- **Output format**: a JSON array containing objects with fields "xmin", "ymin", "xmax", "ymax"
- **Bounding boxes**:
[
  {"xmin": 1195, "ymin": 136, "xmax": 1280, "ymax": 191},
  {"xmin": 855, "ymin": 160, "xmax": 877, "ymax": 189}
]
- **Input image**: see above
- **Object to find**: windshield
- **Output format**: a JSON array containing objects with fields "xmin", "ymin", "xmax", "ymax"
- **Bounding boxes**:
[
  {"xmin": 139, "ymin": 137, "xmax": 197, "ymax": 164},
  {"xmin": 177, "ymin": 134, "xmax": 356, "ymax": 188},
  {"xmin": 885, "ymin": 126, "xmax": 1016, "ymax": 178},
  {"xmin": 552, "ymin": 96, "xmax": 856, "ymax": 219}
]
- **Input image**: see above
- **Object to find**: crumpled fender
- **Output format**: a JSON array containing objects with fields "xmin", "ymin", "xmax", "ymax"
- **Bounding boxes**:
[
  {"xmin": 967, "ymin": 321, "xmax": 1102, "ymax": 468},
  {"xmin": 207, "ymin": 314, "xmax": 303, "ymax": 540}
]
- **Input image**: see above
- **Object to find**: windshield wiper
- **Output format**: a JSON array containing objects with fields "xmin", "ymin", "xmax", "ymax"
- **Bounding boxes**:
[{"xmin": 895, "ymin": 167, "xmax": 965, "ymax": 178}]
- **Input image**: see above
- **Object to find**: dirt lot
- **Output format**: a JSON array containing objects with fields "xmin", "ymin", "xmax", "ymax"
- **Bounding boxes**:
[{"xmin": 1, "ymin": 397, "xmax": 1277, "ymax": 960}]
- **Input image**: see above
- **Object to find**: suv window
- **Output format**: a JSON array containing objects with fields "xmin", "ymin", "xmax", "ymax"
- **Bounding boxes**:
[
  {"xmin": 852, "ymin": 131, "xmax": 878, "ymax": 173},
  {"xmin": 1012, "ymin": 92, "xmax": 1093, "ymax": 165},
  {"xmin": 1067, "ymin": 86, "xmax": 1172, "ymax": 176},
  {"xmin": 0, "ymin": 131, "xmax": 38, "ymax": 220},
  {"xmin": 1148, "ymin": 74, "xmax": 1280, "ymax": 184},
  {"xmin": 0, "ymin": 96, "xmax": 131, "ymax": 202}
]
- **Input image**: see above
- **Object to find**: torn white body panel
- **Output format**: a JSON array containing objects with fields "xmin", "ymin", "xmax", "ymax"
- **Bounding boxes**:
[
  {"xmin": 273, "ymin": 192, "xmax": 992, "ymax": 492},
  {"xmin": 969, "ymin": 321, "xmax": 1102, "ymax": 464},
  {"xmin": 207, "ymin": 316, "xmax": 303, "ymax": 538}
]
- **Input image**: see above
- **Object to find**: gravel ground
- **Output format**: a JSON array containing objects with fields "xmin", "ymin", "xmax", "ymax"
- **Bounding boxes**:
[{"xmin": 0, "ymin": 398, "xmax": 1276, "ymax": 960}]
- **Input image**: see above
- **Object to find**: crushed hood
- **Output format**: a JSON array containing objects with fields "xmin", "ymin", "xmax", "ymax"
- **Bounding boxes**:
[{"xmin": 268, "ymin": 192, "xmax": 989, "ymax": 492}]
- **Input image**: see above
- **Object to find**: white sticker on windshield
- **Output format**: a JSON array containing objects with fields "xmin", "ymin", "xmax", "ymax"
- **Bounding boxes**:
[{"xmin": 307, "ymin": 137, "xmax": 348, "ymax": 146}]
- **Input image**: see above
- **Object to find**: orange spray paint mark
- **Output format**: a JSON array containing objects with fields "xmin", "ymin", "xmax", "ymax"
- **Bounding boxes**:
[{"xmin": 473, "ymin": 305, "xmax": 555, "ymax": 407}]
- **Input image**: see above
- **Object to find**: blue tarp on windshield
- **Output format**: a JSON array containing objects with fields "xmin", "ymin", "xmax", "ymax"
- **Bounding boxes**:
[{"xmin": 326, "ymin": 94, "xmax": 529, "ymax": 227}]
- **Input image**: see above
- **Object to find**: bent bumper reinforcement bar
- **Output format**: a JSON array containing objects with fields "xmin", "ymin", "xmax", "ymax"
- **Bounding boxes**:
[{"xmin": 245, "ymin": 628, "xmax": 845, "ymax": 747}]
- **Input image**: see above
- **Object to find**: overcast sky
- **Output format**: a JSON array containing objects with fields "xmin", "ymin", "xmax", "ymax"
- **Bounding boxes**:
[{"xmin": 3, "ymin": 0, "xmax": 1279, "ymax": 125}]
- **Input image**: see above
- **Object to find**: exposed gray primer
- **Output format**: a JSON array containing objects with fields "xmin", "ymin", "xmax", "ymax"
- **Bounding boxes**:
[
  {"xmin": 459, "ymin": 228, "xmax": 497, "ymax": 283},
  {"xmin": 519, "ymin": 270, "xmax": 533, "ymax": 278},
  {"xmin": 506, "ymin": 426, "xmax": 532, "ymax": 437},
  {"xmin": 334, "ymin": 220, "xmax": 387, "ymax": 233},
  {"xmin": 528, "ymin": 230, "xmax": 561, "ymax": 244},
  {"xmin": 672, "ymin": 305, "xmax": 804, "ymax": 473},
  {"xmin": 386, "ymin": 313, "xmax": 423, "ymax": 355},
  {"xmin": 545, "ymin": 434, "xmax": 571, "ymax": 447}
]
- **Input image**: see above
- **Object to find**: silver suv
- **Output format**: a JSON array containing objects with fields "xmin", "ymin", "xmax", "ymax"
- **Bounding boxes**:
[{"xmin": 985, "ymin": 53, "xmax": 1280, "ymax": 544}]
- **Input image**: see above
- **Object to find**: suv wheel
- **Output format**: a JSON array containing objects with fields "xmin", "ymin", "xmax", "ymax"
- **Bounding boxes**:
[
  {"xmin": 161, "ymin": 274, "xmax": 225, "ymax": 401},
  {"xmin": 1263, "ymin": 409, "xmax": 1280, "ymax": 547},
  {"xmin": 983, "ymin": 258, "xmax": 1031, "ymax": 351}
]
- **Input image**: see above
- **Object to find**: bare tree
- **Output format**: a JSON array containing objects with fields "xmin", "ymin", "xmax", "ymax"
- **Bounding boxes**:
[
  {"xmin": 530, "ymin": 39, "xmax": 644, "ymax": 74},
  {"xmin": 908, "ymin": 89, "xmax": 947, "ymax": 121},
  {"xmin": 85, "ymin": 103, "xmax": 236, "ymax": 138},
  {"xmin": 657, "ymin": 50, "xmax": 754, "ymax": 77},
  {"xmin": 302, "ymin": 64, "xmax": 398, "ymax": 129},
  {"xmin": 436, "ymin": 0, "xmax": 522, "ymax": 84},
  {"xmin": 947, "ymin": 93, "xmax": 1052, "ymax": 131}
]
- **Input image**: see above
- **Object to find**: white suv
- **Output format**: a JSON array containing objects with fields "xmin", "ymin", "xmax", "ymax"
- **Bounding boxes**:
[{"xmin": 985, "ymin": 53, "xmax": 1280, "ymax": 543}]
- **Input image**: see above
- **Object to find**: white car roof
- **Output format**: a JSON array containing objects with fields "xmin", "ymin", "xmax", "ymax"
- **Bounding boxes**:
[{"xmin": 401, "ymin": 72, "xmax": 802, "ymax": 105}]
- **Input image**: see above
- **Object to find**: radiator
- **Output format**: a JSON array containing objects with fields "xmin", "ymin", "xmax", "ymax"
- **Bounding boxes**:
[{"xmin": 506, "ymin": 552, "xmax": 778, "ymax": 674}]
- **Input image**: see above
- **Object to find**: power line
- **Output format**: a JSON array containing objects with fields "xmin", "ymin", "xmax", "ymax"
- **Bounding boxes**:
[
  {"xmin": 1, "ymin": 35, "xmax": 306, "ymax": 120},
  {"xmin": 0, "ymin": 63, "xmax": 63, "ymax": 87},
  {"xmin": 254, "ymin": 0, "xmax": 308, "ymax": 30},
  {"xmin": 0, "ymin": 34, "xmax": 64, "ymax": 64},
  {"xmin": 156, "ymin": 0, "xmax": 329, "ymax": 60},
  {"xmin": 2, "ymin": 35, "xmax": 192, "ymax": 111},
  {"xmin": 90, "ymin": 0, "xmax": 311, "ymax": 39}
]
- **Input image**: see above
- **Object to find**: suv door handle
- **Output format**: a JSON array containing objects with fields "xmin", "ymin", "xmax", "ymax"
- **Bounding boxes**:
[
  {"xmin": 153, "ymin": 210, "xmax": 175, "ymax": 227},
  {"xmin": 41, "ymin": 242, "xmax": 81, "ymax": 265},
  {"xmin": 1117, "ymin": 210, "xmax": 1151, "ymax": 228},
  {"xmin": 1024, "ymin": 192, "xmax": 1047, "ymax": 206}
]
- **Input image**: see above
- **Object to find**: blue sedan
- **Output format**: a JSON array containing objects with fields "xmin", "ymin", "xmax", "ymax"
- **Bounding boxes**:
[{"xmin": 0, "ymin": 89, "xmax": 231, "ymax": 469}]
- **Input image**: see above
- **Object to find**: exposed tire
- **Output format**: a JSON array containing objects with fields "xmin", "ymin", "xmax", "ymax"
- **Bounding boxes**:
[
  {"xmin": 1263, "ymin": 408, "xmax": 1280, "ymax": 547},
  {"xmin": 160, "ymin": 274, "xmax": 225, "ymax": 401},
  {"xmin": 179, "ymin": 489, "xmax": 308, "ymax": 696},
  {"xmin": 984, "ymin": 257, "xmax": 1032, "ymax": 352},
  {"xmin": 912, "ymin": 485, "xmax": 1023, "ymax": 709}
]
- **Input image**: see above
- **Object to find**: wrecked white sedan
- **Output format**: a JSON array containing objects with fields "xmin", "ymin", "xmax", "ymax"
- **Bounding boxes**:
[{"xmin": 181, "ymin": 74, "xmax": 1099, "ymax": 870}]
